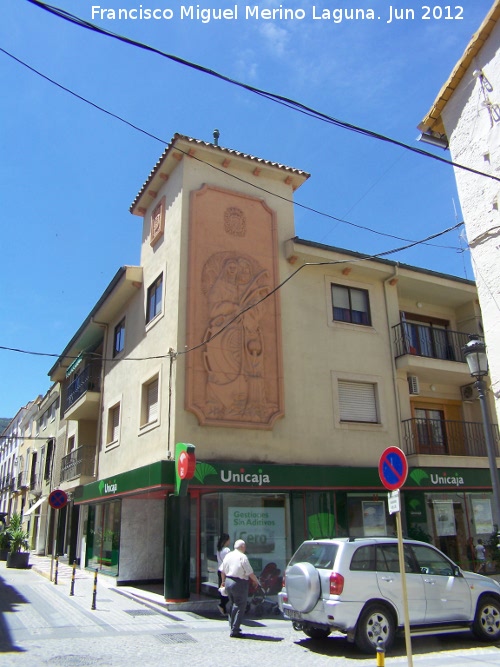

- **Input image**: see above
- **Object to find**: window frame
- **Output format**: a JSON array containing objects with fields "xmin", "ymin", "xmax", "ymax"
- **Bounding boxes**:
[
  {"xmin": 331, "ymin": 283, "xmax": 371, "ymax": 326},
  {"xmin": 338, "ymin": 379, "xmax": 379, "ymax": 424},
  {"xmin": 139, "ymin": 373, "xmax": 161, "ymax": 434},
  {"xmin": 146, "ymin": 274, "xmax": 163, "ymax": 324},
  {"xmin": 113, "ymin": 317, "xmax": 126, "ymax": 357},
  {"xmin": 107, "ymin": 402, "xmax": 121, "ymax": 446}
]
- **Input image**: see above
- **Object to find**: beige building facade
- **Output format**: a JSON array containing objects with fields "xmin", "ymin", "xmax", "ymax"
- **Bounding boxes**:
[{"xmin": 43, "ymin": 134, "xmax": 497, "ymax": 598}]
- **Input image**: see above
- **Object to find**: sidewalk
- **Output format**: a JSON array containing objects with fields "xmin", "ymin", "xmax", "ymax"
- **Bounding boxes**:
[{"xmin": 28, "ymin": 554, "xmax": 227, "ymax": 616}]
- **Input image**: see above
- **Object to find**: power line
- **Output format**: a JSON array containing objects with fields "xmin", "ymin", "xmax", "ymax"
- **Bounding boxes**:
[
  {"xmin": 0, "ymin": 45, "xmax": 462, "ymax": 250},
  {"xmin": 23, "ymin": 0, "xmax": 500, "ymax": 185},
  {"xmin": 0, "ymin": 220, "xmax": 464, "ymax": 364}
]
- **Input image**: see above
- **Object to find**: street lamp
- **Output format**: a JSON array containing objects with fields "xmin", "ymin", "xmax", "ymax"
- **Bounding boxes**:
[{"xmin": 463, "ymin": 335, "xmax": 500, "ymax": 546}]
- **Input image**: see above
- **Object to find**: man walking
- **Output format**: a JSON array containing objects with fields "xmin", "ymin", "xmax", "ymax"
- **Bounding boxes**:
[{"xmin": 220, "ymin": 539, "xmax": 260, "ymax": 637}]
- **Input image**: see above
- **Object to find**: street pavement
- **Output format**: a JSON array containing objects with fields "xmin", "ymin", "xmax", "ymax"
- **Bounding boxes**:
[{"xmin": 1, "ymin": 556, "xmax": 500, "ymax": 666}]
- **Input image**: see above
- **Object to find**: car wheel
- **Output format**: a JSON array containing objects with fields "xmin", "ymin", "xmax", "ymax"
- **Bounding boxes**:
[
  {"xmin": 286, "ymin": 562, "xmax": 321, "ymax": 613},
  {"xmin": 472, "ymin": 595, "xmax": 500, "ymax": 641},
  {"xmin": 303, "ymin": 625, "xmax": 331, "ymax": 640},
  {"xmin": 355, "ymin": 604, "xmax": 395, "ymax": 654}
]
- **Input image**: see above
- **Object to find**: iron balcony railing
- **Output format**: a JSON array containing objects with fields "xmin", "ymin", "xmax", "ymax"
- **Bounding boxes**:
[
  {"xmin": 60, "ymin": 444, "xmax": 95, "ymax": 483},
  {"xmin": 402, "ymin": 418, "xmax": 500, "ymax": 457},
  {"xmin": 1, "ymin": 474, "xmax": 11, "ymax": 492},
  {"xmin": 64, "ymin": 363, "xmax": 101, "ymax": 413},
  {"xmin": 30, "ymin": 473, "xmax": 42, "ymax": 494},
  {"xmin": 393, "ymin": 323, "xmax": 479, "ymax": 362}
]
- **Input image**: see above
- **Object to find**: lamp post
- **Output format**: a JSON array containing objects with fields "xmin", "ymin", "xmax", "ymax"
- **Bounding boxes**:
[{"xmin": 463, "ymin": 335, "xmax": 500, "ymax": 544}]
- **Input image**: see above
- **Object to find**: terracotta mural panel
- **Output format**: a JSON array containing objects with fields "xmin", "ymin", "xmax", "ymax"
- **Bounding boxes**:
[{"xmin": 185, "ymin": 185, "xmax": 283, "ymax": 429}]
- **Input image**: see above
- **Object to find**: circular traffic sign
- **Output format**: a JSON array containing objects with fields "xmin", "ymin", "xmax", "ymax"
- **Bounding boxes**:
[
  {"xmin": 378, "ymin": 446, "xmax": 408, "ymax": 491},
  {"xmin": 49, "ymin": 489, "xmax": 68, "ymax": 510}
]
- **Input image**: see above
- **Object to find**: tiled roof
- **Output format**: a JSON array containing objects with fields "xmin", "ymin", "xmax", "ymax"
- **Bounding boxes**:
[{"xmin": 130, "ymin": 133, "xmax": 310, "ymax": 214}]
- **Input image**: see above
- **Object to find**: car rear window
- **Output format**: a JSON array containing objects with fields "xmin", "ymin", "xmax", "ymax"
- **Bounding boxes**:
[{"xmin": 289, "ymin": 542, "xmax": 338, "ymax": 569}]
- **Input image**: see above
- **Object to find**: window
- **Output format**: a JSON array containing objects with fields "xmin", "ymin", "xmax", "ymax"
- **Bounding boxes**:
[
  {"xmin": 141, "ymin": 376, "xmax": 159, "ymax": 427},
  {"xmin": 146, "ymin": 274, "xmax": 163, "ymax": 323},
  {"xmin": 107, "ymin": 404, "xmax": 120, "ymax": 444},
  {"xmin": 113, "ymin": 318, "xmax": 126, "ymax": 357},
  {"xmin": 331, "ymin": 284, "xmax": 371, "ymax": 326},
  {"xmin": 338, "ymin": 380, "xmax": 378, "ymax": 423}
]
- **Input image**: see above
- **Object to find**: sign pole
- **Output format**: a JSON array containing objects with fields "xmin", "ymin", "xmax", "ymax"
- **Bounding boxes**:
[
  {"xmin": 379, "ymin": 448, "xmax": 413, "ymax": 667},
  {"xmin": 48, "ymin": 489, "xmax": 69, "ymax": 582},
  {"xmin": 393, "ymin": 491, "xmax": 413, "ymax": 667}
]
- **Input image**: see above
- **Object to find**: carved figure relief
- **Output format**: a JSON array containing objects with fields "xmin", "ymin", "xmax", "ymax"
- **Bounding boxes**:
[
  {"xmin": 185, "ymin": 184, "xmax": 284, "ymax": 429},
  {"xmin": 201, "ymin": 252, "xmax": 275, "ymax": 422}
]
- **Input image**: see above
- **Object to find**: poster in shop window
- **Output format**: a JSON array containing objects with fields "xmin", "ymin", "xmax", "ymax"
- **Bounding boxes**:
[
  {"xmin": 433, "ymin": 500, "xmax": 456, "ymax": 536},
  {"xmin": 362, "ymin": 501, "xmax": 386, "ymax": 536},
  {"xmin": 228, "ymin": 507, "xmax": 285, "ymax": 590},
  {"xmin": 472, "ymin": 498, "xmax": 493, "ymax": 535}
]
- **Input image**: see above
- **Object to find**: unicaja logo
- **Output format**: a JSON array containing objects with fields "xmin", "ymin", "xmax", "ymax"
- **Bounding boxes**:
[
  {"xmin": 104, "ymin": 482, "xmax": 118, "ymax": 494},
  {"xmin": 220, "ymin": 468, "xmax": 270, "ymax": 486},
  {"xmin": 430, "ymin": 472, "xmax": 464, "ymax": 487}
]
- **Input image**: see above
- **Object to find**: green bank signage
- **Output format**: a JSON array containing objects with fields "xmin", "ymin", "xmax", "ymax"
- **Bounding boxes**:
[{"xmin": 74, "ymin": 460, "xmax": 496, "ymax": 503}]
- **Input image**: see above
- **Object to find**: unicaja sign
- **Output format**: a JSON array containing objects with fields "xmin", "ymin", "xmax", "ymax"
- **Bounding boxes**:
[
  {"xmin": 430, "ymin": 473, "xmax": 464, "ymax": 487},
  {"xmin": 220, "ymin": 468, "xmax": 270, "ymax": 486}
]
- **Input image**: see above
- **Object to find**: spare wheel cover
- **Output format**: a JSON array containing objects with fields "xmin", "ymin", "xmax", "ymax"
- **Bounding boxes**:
[{"xmin": 286, "ymin": 562, "xmax": 321, "ymax": 613}]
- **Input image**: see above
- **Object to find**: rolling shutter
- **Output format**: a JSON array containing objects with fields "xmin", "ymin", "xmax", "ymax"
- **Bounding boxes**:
[
  {"xmin": 338, "ymin": 380, "xmax": 378, "ymax": 423},
  {"xmin": 147, "ymin": 378, "xmax": 159, "ymax": 423}
]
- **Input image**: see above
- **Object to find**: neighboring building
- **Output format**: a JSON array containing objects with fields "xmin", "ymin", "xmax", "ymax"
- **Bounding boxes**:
[
  {"xmin": 21, "ymin": 385, "xmax": 61, "ymax": 555},
  {"xmin": 418, "ymin": 0, "xmax": 500, "ymax": 423},
  {"xmin": 0, "ymin": 406, "xmax": 28, "ymax": 519},
  {"xmin": 45, "ymin": 133, "xmax": 498, "ymax": 599}
]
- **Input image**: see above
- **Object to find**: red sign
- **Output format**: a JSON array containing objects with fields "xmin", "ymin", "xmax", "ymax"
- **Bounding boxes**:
[
  {"xmin": 178, "ymin": 450, "xmax": 196, "ymax": 480},
  {"xmin": 49, "ymin": 489, "xmax": 68, "ymax": 510},
  {"xmin": 379, "ymin": 447, "xmax": 408, "ymax": 491}
]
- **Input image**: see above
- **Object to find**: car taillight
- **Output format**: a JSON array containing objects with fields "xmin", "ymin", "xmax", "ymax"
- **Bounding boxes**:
[{"xmin": 329, "ymin": 572, "xmax": 344, "ymax": 595}]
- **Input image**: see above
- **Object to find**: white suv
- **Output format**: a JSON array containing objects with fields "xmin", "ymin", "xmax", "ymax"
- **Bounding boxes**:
[{"xmin": 278, "ymin": 537, "xmax": 500, "ymax": 653}]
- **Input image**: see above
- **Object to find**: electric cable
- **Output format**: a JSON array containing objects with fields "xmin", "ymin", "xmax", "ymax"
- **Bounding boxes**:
[
  {"xmin": 0, "ymin": 45, "xmax": 461, "ymax": 250},
  {"xmin": 0, "ymin": 219, "xmax": 464, "ymax": 365},
  {"xmin": 22, "ymin": 0, "xmax": 500, "ymax": 184}
]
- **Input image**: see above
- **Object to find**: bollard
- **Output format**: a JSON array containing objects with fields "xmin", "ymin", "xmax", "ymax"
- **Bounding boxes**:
[
  {"xmin": 376, "ymin": 636, "xmax": 385, "ymax": 667},
  {"xmin": 54, "ymin": 555, "xmax": 59, "ymax": 586},
  {"xmin": 69, "ymin": 560, "xmax": 77, "ymax": 596},
  {"xmin": 91, "ymin": 568, "xmax": 98, "ymax": 610}
]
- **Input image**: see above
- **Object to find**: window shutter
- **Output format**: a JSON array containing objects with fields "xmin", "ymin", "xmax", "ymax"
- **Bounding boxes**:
[
  {"xmin": 147, "ymin": 379, "xmax": 159, "ymax": 423},
  {"xmin": 111, "ymin": 405, "xmax": 120, "ymax": 442},
  {"xmin": 338, "ymin": 381, "xmax": 378, "ymax": 423}
]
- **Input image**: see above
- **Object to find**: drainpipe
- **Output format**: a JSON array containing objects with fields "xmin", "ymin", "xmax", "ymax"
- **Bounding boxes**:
[
  {"xmin": 90, "ymin": 318, "xmax": 109, "ymax": 481},
  {"xmin": 167, "ymin": 348, "xmax": 177, "ymax": 460},
  {"xmin": 383, "ymin": 265, "xmax": 404, "ymax": 450}
]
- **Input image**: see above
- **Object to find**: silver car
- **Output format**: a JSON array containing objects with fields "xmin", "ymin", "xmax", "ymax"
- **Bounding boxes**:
[{"xmin": 278, "ymin": 537, "xmax": 500, "ymax": 653}]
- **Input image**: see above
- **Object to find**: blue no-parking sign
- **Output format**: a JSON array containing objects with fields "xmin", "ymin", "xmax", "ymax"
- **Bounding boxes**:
[
  {"xmin": 48, "ymin": 489, "xmax": 68, "ymax": 510},
  {"xmin": 378, "ymin": 447, "xmax": 408, "ymax": 491}
]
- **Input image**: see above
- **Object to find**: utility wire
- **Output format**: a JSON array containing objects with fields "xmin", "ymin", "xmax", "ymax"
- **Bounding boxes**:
[
  {"xmin": 0, "ymin": 220, "xmax": 464, "ymax": 365},
  {"xmin": 0, "ymin": 45, "xmax": 462, "ymax": 250},
  {"xmin": 23, "ymin": 0, "xmax": 500, "ymax": 184}
]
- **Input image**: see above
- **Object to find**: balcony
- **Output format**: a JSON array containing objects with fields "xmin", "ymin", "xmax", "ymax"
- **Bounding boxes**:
[
  {"xmin": 64, "ymin": 364, "xmax": 101, "ymax": 420},
  {"xmin": 30, "ymin": 473, "xmax": 42, "ymax": 496},
  {"xmin": 17, "ymin": 472, "xmax": 27, "ymax": 490},
  {"xmin": 60, "ymin": 445, "xmax": 96, "ymax": 484},
  {"xmin": 402, "ymin": 418, "xmax": 500, "ymax": 457},
  {"xmin": 392, "ymin": 323, "xmax": 480, "ymax": 384}
]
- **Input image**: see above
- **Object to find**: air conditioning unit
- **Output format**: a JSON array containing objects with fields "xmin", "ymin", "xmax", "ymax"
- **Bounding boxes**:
[
  {"xmin": 461, "ymin": 383, "xmax": 478, "ymax": 402},
  {"xmin": 408, "ymin": 375, "xmax": 420, "ymax": 396}
]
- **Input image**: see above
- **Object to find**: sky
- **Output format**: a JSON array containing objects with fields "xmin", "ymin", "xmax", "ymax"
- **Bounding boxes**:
[{"xmin": 0, "ymin": 0, "xmax": 494, "ymax": 419}]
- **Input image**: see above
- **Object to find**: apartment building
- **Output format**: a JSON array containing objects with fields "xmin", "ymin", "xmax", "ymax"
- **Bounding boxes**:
[{"xmin": 44, "ymin": 134, "xmax": 497, "ymax": 599}]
